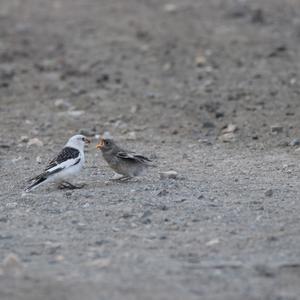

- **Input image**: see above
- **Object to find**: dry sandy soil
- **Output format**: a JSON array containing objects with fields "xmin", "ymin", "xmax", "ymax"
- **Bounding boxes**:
[{"xmin": 1, "ymin": 0, "xmax": 300, "ymax": 299}]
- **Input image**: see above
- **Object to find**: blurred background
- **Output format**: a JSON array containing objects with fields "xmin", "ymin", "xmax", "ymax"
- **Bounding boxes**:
[{"xmin": 1, "ymin": 0, "xmax": 300, "ymax": 147}]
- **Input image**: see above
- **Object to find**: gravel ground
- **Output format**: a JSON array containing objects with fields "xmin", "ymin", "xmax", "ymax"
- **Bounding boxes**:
[{"xmin": 1, "ymin": 0, "xmax": 300, "ymax": 299}]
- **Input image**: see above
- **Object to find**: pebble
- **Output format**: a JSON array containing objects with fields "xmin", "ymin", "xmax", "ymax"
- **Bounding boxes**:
[
  {"xmin": 157, "ymin": 189, "xmax": 169, "ymax": 197},
  {"xmin": 53, "ymin": 255, "xmax": 64, "ymax": 262},
  {"xmin": 265, "ymin": 189, "xmax": 273, "ymax": 197},
  {"xmin": 203, "ymin": 121, "xmax": 215, "ymax": 128},
  {"xmin": 126, "ymin": 131, "xmax": 137, "ymax": 140},
  {"xmin": 0, "ymin": 64, "xmax": 15, "ymax": 80},
  {"xmin": 27, "ymin": 138, "xmax": 43, "ymax": 147},
  {"xmin": 251, "ymin": 8, "xmax": 265, "ymax": 24},
  {"xmin": 2, "ymin": 253, "xmax": 23, "ymax": 275},
  {"xmin": 160, "ymin": 171, "xmax": 178, "ymax": 180},
  {"xmin": 19, "ymin": 135, "xmax": 29, "ymax": 143},
  {"xmin": 163, "ymin": 3, "xmax": 177, "ymax": 12},
  {"xmin": 254, "ymin": 264, "xmax": 275, "ymax": 278},
  {"xmin": 219, "ymin": 132, "xmax": 235, "ymax": 143},
  {"xmin": 86, "ymin": 258, "xmax": 111, "ymax": 268},
  {"xmin": 141, "ymin": 210, "xmax": 152, "ymax": 219},
  {"xmin": 222, "ymin": 124, "xmax": 237, "ymax": 134},
  {"xmin": 130, "ymin": 104, "xmax": 140, "ymax": 114},
  {"xmin": 195, "ymin": 51, "xmax": 206, "ymax": 67},
  {"xmin": 271, "ymin": 124, "xmax": 283, "ymax": 133},
  {"xmin": 121, "ymin": 207, "xmax": 133, "ymax": 219},
  {"xmin": 67, "ymin": 110, "xmax": 85, "ymax": 118},
  {"xmin": 290, "ymin": 138, "xmax": 300, "ymax": 146},
  {"xmin": 54, "ymin": 98, "xmax": 72, "ymax": 110},
  {"xmin": 6, "ymin": 202, "xmax": 18, "ymax": 209},
  {"xmin": 44, "ymin": 242, "xmax": 62, "ymax": 255},
  {"xmin": 36, "ymin": 156, "xmax": 42, "ymax": 163},
  {"xmin": 205, "ymin": 238, "xmax": 220, "ymax": 246}
]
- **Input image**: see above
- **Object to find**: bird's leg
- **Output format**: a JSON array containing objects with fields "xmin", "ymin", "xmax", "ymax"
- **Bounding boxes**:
[
  {"xmin": 119, "ymin": 176, "xmax": 132, "ymax": 182},
  {"xmin": 59, "ymin": 181, "xmax": 85, "ymax": 189},
  {"xmin": 58, "ymin": 182, "xmax": 70, "ymax": 189}
]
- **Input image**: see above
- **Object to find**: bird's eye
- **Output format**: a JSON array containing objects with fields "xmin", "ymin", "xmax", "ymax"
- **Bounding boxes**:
[
  {"xmin": 82, "ymin": 137, "xmax": 85, "ymax": 141},
  {"xmin": 105, "ymin": 140, "xmax": 109, "ymax": 145}
]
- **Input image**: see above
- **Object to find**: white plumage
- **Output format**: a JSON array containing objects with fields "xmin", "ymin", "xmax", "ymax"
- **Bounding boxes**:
[{"xmin": 25, "ymin": 134, "xmax": 90, "ymax": 192}]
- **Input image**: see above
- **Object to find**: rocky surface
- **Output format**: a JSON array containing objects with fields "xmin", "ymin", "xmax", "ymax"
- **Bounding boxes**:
[{"xmin": 1, "ymin": 0, "xmax": 300, "ymax": 299}]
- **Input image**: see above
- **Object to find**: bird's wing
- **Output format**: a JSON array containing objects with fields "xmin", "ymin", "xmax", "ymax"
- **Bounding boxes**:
[
  {"xmin": 44, "ymin": 147, "xmax": 81, "ymax": 172},
  {"xmin": 116, "ymin": 151, "xmax": 152, "ymax": 164}
]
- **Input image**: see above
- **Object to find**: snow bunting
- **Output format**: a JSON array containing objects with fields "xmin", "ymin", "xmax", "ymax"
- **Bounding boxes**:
[
  {"xmin": 96, "ymin": 136, "xmax": 152, "ymax": 181},
  {"xmin": 25, "ymin": 134, "xmax": 90, "ymax": 192}
]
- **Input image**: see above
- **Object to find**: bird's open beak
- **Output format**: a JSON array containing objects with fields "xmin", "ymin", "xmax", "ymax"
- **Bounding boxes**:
[
  {"xmin": 84, "ymin": 138, "xmax": 91, "ymax": 144},
  {"xmin": 96, "ymin": 138, "xmax": 104, "ymax": 149}
]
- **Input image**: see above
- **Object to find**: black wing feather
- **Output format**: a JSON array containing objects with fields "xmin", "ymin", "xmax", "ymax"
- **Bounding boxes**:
[
  {"xmin": 45, "ymin": 147, "xmax": 80, "ymax": 171},
  {"xmin": 116, "ymin": 151, "xmax": 152, "ymax": 164}
]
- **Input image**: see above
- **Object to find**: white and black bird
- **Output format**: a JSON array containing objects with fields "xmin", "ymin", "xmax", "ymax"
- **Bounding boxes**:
[{"xmin": 25, "ymin": 134, "xmax": 90, "ymax": 192}]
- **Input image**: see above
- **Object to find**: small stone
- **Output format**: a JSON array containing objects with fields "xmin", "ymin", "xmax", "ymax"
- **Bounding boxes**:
[
  {"xmin": 254, "ymin": 264, "xmax": 275, "ymax": 277},
  {"xmin": 126, "ymin": 131, "xmax": 137, "ymax": 140},
  {"xmin": 44, "ymin": 242, "xmax": 62, "ymax": 255},
  {"xmin": 277, "ymin": 140, "xmax": 288, "ymax": 147},
  {"xmin": 76, "ymin": 223, "xmax": 86, "ymax": 231},
  {"xmin": 265, "ymin": 189, "xmax": 273, "ymax": 197},
  {"xmin": 160, "ymin": 171, "xmax": 178, "ymax": 180},
  {"xmin": 158, "ymin": 204, "xmax": 168, "ymax": 211},
  {"xmin": 11, "ymin": 156, "xmax": 22, "ymax": 163},
  {"xmin": 141, "ymin": 218, "xmax": 151, "ymax": 224},
  {"xmin": 86, "ymin": 258, "xmax": 111, "ymax": 268},
  {"xmin": 203, "ymin": 121, "xmax": 215, "ymax": 128},
  {"xmin": 3, "ymin": 253, "xmax": 23, "ymax": 275},
  {"xmin": 6, "ymin": 202, "xmax": 17, "ymax": 209},
  {"xmin": 222, "ymin": 124, "xmax": 237, "ymax": 134},
  {"xmin": 19, "ymin": 135, "xmax": 29, "ymax": 143},
  {"xmin": 141, "ymin": 210, "xmax": 152, "ymax": 219},
  {"xmin": 290, "ymin": 138, "xmax": 300, "ymax": 146},
  {"xmin": 130, "ymin": 105, "xmax": 140, "ymax": 114},
  {"xmin": 163, "ymin": 3, "xmax": 177, "ymax": 12},
  {"xmin": 163, "ymin": 63, "xmax": 172, "ymax": 71},
  {"xmin": 251, "ymin": 8, "xmax": 264, "ymax": 24},
  {"xmin": 27, "ymin": 138, "xmax": 43, "ymax": 147},
  {"xmin": 195, "ymin": 52, "xmax": 206, "ymax": 67},
  {"xmin": 121, "ymin": 207, "xmax": 133, "ymax": 219},
  {"xmin": 205, "ymin": 238, "xmax": 220, "ymax": 246},
  {"xmin": 53, "ymin": 255, "xmax": 64, "ymax": 262},
  {"xmin": 271, "ymin": 124, "xmax": 283, "ymax": 133},
  {"xmin": 215, "ymin": 111, "xmax": 224, "ymax": 118},
  {"xmin": 54, "ymin": 98, "xmax": 72, "ymax": 109},
  {"xmin": 219, "ymin": 132, "xmax": 235, "ymax": 143},
  {"xmin": 36, "ymin": 156, "xmax": 42, "ymax": 163},
  {"xmin": 157, "ymin": 189, "xmax": 169, "ymax": 197},
  {"xmin": 67, "ymin": 110, "xmax": 85, "ymax": 117}
]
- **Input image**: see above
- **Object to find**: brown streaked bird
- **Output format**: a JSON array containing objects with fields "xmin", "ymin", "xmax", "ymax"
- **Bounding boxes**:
[{"xmin": 96, "ymin": 136, "xmax": 152, "ymax": 181}]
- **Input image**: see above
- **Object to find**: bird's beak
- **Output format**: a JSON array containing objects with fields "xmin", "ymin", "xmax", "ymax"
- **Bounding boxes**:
[
  {"xmin": 96, "ymin": 138, "xmax": 104, "ymax": 149},
  {"xmin": 84, "ymin": 138, "xmax": 91, "ymax": 145}
]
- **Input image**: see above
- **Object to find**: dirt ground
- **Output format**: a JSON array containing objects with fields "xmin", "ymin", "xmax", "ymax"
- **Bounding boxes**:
[{"xmin": 1, "ymin": 0, "xmax": 300, "ymax": 299}]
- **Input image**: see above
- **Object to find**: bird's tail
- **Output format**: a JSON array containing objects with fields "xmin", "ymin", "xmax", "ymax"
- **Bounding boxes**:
[{"xmin": 24, "ymin": 173, "xmax": 48, "ymax": 192}]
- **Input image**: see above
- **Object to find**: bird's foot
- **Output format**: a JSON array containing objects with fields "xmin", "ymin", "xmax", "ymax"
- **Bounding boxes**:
[
  {"xmin": 59, "ymin": 181, "xmax": 86, "ymax": 189},
  {"xmin": 109, "ymin": 175, "xmax": 132, "ymax": 182}
]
